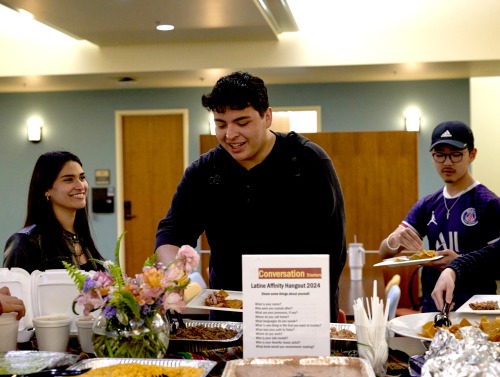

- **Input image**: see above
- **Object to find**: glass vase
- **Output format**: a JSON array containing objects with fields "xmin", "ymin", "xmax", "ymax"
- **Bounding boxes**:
[{"xmin": 92, "ymin": 311, "xmax": 169, "ymax": 358}]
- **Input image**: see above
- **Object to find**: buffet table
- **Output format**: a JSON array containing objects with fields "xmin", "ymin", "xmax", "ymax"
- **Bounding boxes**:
[
  {"xmin": 166, "ymin": 336, "xmax": 425, "ymax": 377},
  {"xmin": 17, "ymin": 333, "xmax": 426, "ymax": 377}
]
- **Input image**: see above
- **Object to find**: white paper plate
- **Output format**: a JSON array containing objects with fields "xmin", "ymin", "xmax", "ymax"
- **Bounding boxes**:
[
  {"xmin": 222, "ymin": 356, "xmax": 375, "ymax": 377},
  {"xmin": 388, "ymin": 311, "xmax": 496, "ymax": 341},
  {"xmin": 186, "ymin": 289, "xmax": 243, "ymax": 312},
  {"xmin": 374, "ymin": 255, "xmax": 443, "ymax": 267},
  {"xmin": 456, "ymin": 295, "xmax": 500, "ymax": 314},
  {"xmin": 68, "ymin": 358, "xmax": 216, "ymax": 377}
]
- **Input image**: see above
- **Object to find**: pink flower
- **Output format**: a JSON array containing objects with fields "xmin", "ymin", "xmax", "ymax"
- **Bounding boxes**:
[
  {"xmin": 176, "ymin": 245, "xmax": 200, "ymax": 273},
  {"xmin": 77, "ymin": 290, "xmax": 107, "ymax": 315},
  {"xmin": 162, "ymin": 291, "xmax": 186, "ymax": 313},
  {"xmin": 164, "ymin": 263, "xmax": 185, "ymax": 286},
  {"xmin": 91, "ymin": 271, "xmax": 114, "ymax": 289}
]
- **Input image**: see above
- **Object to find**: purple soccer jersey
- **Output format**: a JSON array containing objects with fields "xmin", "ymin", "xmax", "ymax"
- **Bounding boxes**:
[{"xmin": 402, "ymin": 182, "xmax": 500, "ymax": 311}]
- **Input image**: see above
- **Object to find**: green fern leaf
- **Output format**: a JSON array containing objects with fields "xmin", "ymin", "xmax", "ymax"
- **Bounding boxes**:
[{"xmin": 62, "ymin": 261, "xmax": 87, "ymax": 291}]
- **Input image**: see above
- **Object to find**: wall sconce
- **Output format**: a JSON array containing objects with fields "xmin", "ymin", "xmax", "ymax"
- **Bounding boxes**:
[
  {"xmin": 27, "ymin": 116, "xmax": 43, "ymax": 142},
  {"xmin": 404, "ymin": 107, "xmax": 421, "ymax": 132}
]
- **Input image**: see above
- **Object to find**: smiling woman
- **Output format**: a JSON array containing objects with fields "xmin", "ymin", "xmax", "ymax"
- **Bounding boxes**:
[{"xmin": 2, "ymin": 151, "xmax": 105, "ymax": 273}]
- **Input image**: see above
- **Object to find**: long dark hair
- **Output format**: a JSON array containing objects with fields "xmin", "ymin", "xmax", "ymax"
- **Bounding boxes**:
[{"xmin": 25, "ymin": 151, "xmax": 102, "ymax": 260}]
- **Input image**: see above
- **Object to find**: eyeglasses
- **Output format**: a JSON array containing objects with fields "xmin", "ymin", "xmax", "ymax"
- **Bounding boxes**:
[{"xmin": 431, "ymin": 151, "xmax": 466, "ymax": 163}]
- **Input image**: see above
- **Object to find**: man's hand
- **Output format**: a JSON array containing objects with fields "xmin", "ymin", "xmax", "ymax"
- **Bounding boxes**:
[
  {"xmin": 0, "ymin": 286, "xmax": 26, "ymax": 320},
  {"xmin": 380, "ymin": 226, "xmax": 423, "ymax": 259},
  {"xmin": 155, "ymin": 244, "xmax": 180, "ymax": 265},
  {"xmin": 428, "ymin": 249, "xmax": 459, "ymax": 269},
  {"xmin": 431, "ymin": 268, "xmax": 456, "ymax": 311}
]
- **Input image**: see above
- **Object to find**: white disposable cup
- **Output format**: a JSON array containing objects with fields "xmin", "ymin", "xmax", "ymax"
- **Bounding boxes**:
[
  {"xmin": 76, "ymin": 316, "xmax": 95, "ymax": 354},
  {"xmin": 33, "ymin": 315, "xmax": 72, "ymax": 352},
  {"xmin": 0, "ymin": 312, "xmax": 20, "ymax": 351}
]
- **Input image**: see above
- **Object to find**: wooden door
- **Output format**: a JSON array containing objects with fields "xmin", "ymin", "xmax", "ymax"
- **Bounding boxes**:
[
  {"xmin": 122, "ymin": 114, "xmax": 184, "ymax": 276},
  {"xmin": 304, "ymin": 131, "xmax": 418, "ymax": 250}
]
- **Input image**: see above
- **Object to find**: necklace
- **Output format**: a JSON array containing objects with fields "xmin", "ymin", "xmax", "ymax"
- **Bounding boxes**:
[
  {"xmin": 63, "ymin": 230, "xmax": 86, "ymax": 264},
  {"xmin": 444, "ymin": 195, "xmax": 461, "ymax": 219}
]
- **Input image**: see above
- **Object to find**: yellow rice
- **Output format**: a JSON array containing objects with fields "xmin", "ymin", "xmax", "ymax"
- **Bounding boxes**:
[{"xmin": 82, "ymin": 363, "xmax": 204, "ymax": 377}]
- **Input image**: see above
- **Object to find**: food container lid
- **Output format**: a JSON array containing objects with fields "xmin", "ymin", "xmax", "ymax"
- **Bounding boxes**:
[
  {"xmin": 33, "ymin": 315, "xmax": 72, "ymax": 328},
  {"xmin": 0, "ymin": 312, "xmax": 18, "ymax": 324},
  {"xmin": 0, "ymin": 267, "xmax": 33, "ymax": 331},
  {"xmin": 31, "ymin": 269, "xmax": 95, "ymax": 334}
]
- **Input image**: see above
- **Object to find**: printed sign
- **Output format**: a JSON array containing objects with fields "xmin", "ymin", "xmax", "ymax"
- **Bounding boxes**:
[{"xmin": 242, "ymin": 254, "xmax": 330, "ymax": 358}]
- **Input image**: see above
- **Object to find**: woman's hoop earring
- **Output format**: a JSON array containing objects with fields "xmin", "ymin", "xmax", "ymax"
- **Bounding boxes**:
[{"xmin": 46, "ymin": 196, "xmax": 50, "ymax": 202}]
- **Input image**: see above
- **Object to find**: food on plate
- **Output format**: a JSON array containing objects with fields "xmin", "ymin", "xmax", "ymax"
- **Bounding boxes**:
[
  {"xmin": 419, "ymin": 317, "xmax": 472, "ymax": 339},
  {"xmin": 330, "ymin": 327, "xmax": 356, "ymax": 340},
  {"xmin": 469, "ymin": 300, "xmax": 500, "ymax": 310},
  {"xmin": 478, "ymin": 316, "xmax": 500, "ymax": 341},
  {"xmin": 170, "ymin": 325, "xmax": 238, "ymax": 340},
  {"xmin": 204, "ymin": 289, "xmax": 243, "ymax": 309},
  {"xmin": 395, "ymin": 249, "xmax": 436, "ymax": 262},
  {"xmin": 419, "ymin": 316, "xmax": 500, "ymax": 341},
  {"xmin": 82, "ymin": 363, "xmax": 203, "ymax": 377},
  {"xmin": 408, "ymin": 249, "xmax": 436, "ymax": 260}
]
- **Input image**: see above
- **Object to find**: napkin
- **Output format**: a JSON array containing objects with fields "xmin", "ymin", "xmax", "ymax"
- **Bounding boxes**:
[{"xmin": 183, "ymin": 282, "xmax": 202, "ymax": 303}]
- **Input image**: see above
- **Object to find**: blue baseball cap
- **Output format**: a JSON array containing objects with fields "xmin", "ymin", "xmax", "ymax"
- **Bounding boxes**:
[{"xmin": 429, "ymin": 121, "xmax": 474, "ymax": 151}]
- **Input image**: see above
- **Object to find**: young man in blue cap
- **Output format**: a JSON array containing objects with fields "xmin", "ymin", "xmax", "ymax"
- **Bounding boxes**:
[{"xmin": 379, "ymin": 120, "xmax": 500, "ymax": 312}]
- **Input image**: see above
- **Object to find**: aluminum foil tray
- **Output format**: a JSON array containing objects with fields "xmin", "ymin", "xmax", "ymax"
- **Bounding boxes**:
[
  {"xmin": 168, "ymin": 320, "xmax": 243, "ymax": 353},
  {"xmin": 222, "ymin": 356, "xmax": 375, "ymax": 377},
  {"xmin": 68, "ymin": 358, "xmax": 216, "ymax": 377},
  {"xmin": 0, "ymin": 351, "xmax": 79, "ymax": 375}
]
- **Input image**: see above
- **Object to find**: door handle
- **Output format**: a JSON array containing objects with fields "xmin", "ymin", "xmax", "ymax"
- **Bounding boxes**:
[{"xmin": 124, "ymin": 200, "xmax": 137, "ymax": 220}]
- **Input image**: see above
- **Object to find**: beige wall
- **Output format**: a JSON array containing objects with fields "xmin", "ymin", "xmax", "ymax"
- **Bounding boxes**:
[{"xmin": 470, "ymin": 77, "xmax": 500, "ymax": 196}]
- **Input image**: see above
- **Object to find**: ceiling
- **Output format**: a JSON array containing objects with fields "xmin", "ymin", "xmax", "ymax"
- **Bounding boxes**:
[
  {"xmin": 1, "ymin": 0, "xmax": 500, "ymax": 92},
  {"xmin": 0, "ymin": 0, "xmax": 298, "ymax": 45}
]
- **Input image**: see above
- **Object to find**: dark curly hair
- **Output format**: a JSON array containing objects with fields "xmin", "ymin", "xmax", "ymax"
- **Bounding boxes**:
[{"xmin": 201, "ymin": 71, "xmax": 269, "ymax": 117}]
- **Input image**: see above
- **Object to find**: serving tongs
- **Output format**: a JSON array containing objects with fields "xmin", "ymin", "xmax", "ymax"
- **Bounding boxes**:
[
  {"xmin": 434, "ymin": 297, "xmax": 452, "ymax": 328},
  {"xmin": 2, "ymin": 367, "xmax": 91, "ymax": 377},
  {"xmin": 166, "ymin": 310, "xmax": 186, "ymax": 334}
]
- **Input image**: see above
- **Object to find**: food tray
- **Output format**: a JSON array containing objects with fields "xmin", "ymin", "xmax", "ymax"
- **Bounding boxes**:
[
  {"xmin": 222, "ymin": 356, "xmax": 375, "ymax": 377},
  {"xmin": 68, "ymin": 358, "xmax": 216, "ymax": 377},
  {"xmin": 168, "ymin": 320, "xmax": 243, "ymax": 353},
  {"xmin": 330, "ymin": 323, "xmax": 357, "ymax": 353},
  {"xmin": 0, "ymin": 351, "xmax": 79, "ymax": 375}
]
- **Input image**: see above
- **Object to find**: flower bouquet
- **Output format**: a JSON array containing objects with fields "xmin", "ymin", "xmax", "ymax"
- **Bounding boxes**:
[{"xmin": 64, "ymin": 233, "xmax": 200, "ymax": 358}]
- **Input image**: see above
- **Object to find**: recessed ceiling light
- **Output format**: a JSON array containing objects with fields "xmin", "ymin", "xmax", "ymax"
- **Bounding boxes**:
[{"xmin": 156, "ymin": 22, "xmax": 174, "ymax": 31}]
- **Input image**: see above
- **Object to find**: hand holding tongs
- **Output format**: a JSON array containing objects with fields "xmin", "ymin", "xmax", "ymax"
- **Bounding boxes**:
[{"xmin": 434, "ymin": 295, "xmax": 452, "ymax": 328}]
